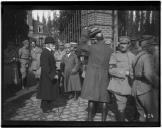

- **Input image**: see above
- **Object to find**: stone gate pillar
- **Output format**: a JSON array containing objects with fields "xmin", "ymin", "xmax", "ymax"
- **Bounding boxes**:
[{"xmin": 81, "ymin": 10, "xmax": 118, "ymax": 50}]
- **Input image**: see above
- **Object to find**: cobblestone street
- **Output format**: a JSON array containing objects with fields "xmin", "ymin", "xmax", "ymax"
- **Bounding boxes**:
[{"xmin": 9, "ymin": 92, "xmax": 116, "ymax": 121}]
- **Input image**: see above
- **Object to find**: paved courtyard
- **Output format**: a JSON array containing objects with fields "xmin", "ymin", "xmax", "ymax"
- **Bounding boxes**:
[{"xmin": 9, "ymin": 93, "xmax": 116, "ymax": 121}]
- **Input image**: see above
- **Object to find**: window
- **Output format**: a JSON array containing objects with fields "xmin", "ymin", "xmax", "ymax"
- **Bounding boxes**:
[{"xmin": 38, "ymin": 25, "xmax": 43, "ymax": 33}]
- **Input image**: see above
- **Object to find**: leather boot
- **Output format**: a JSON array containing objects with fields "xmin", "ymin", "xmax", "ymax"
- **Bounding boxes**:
[
  {"xmin": 87, "ymin": 101, "xmax": 94, "ymax": 121},
  {"xmin": 118, "ymin": 110, "xmax": 125, "ymax": 121},
  {"xmin": 102, "ymin": 102, "xmax": 108, "ymax": 121}
]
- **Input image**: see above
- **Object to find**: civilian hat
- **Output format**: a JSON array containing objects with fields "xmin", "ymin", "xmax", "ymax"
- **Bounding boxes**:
[
  {"xmin": 44, "ymin": 37, "xmax": 55, "ymax": 44},
  {"xmin": 89, "ymin": 28, "xmax": 102, "ymax": 38}
]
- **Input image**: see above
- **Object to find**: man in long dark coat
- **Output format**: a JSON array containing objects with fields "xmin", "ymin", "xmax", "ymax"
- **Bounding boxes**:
[
  {"xmin": 37, "ymin": 37, "xmax": 58, "ymax": 113},
  {"xmin": 79, "ymin": 28, "xmax": 113, "ymax": 121}
]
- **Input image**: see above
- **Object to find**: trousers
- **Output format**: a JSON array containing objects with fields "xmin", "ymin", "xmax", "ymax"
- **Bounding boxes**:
[
  {"xmin": 114, "ymin": 93, "xmax": 127, "ymax": 111},
  {"xmin": 135, "ymin": 90, "xmax": 156, "ymax": 121}
]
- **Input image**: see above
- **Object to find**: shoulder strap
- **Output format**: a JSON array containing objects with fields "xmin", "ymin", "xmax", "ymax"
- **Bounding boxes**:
[{"xmin": 133, "ymin": 52, "xmax": 146, "ymax": 70}]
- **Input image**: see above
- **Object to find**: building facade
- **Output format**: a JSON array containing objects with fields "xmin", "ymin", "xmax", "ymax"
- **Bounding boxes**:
[{"xmin": 27, "ymin": 11, "xmax": 52, "ymax": 46}]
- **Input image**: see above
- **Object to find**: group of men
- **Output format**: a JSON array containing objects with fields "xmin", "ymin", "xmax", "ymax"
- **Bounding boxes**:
[
  {"xmin": 78, "ymin": 28, "xmax": 159, "ymax": 122},
  {"xmin": 3, "ymin": 27, "xmax": 159, "ymax": 122}
]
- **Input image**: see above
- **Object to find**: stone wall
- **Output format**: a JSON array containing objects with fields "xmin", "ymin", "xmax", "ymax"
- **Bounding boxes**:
[{"xmin": 81, "ymin": 10, "xmax": 114, "ymax": 45}]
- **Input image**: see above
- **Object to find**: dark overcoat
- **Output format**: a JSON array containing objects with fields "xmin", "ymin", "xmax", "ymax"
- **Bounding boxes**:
[
  {"xmin": 62, "ymin": 52, "xmax": 81, "ymax": 92},
  {"xmin": 37, "ymin": 48, "xmax": 58, "ymax": 100},
  {"xmin": 80, "ymin": 42, "xmax": 112, "ymax": 102},
  {"xmin": 4, "ymin": 47, "xmax": 20, "ymax": 85}
]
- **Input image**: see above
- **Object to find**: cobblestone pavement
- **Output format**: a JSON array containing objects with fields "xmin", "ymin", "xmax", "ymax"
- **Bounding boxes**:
[{"xmin": 10, "ymin": 93, "xmax": 116, "ymax": 121}]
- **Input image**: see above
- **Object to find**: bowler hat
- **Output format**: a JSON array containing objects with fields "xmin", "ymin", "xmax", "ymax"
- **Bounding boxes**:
[{"xmin": 44, "ymin": 37, "xmax": 55, "ymax": 44}]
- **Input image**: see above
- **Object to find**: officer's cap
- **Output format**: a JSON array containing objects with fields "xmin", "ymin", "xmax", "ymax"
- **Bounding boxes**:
[
  {"xmin": 140, "ymin": 35, "xmax": 158, "ymax": 47},
  {"xmin": 70, "ymin": 42, "xmax": 78, "ymax": 47},
  {"xmin": 58, "ymin": 42, "xmax": 64, "ymax": 46},
  {"xmin": 119, "ymin": 36, "xmax": 130, "ymax": 44},
  {"xmin": 64, "ymin": 43, "xmax": 71, "ymax": 48},
  {"xmin": 130, "ymin": 35, "xmax": 141, "ymax": 41},
  {"xmin": 44, "ymin": 37, "xmax": 56, "ymax": 45},
  {"xmin": 22, "ymin": 40, "xmax": 29, "ymax": 45}
]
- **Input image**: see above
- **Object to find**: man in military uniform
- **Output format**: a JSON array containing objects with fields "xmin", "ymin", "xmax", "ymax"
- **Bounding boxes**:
[
  {"xmin": 129, "ymin": 35, "xmax": 141, "ymax": 55},
  {"xmin": 30, "ymin": 41, "xmax": 42, "ymax": 80},
  {"xmin": 54, "ymin": 42, "xmax": 66, "ymax": 95},
  {"xmin": 19, "ymin": 40, "xmax": 30, "ymax": 89},
  {"xmin": 132, "ymin": 35, "xmax": 159, "ymax": 122},
  {"xmin": 108, "ymin": 36, "xmax": 135, "ymax": 121}
]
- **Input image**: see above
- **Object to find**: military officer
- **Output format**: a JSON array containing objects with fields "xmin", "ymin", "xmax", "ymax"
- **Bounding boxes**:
[
  {"xmin": 108, "ymin": 36, "xmax": 135, "ymax": 121},
  {"xmin": 19, "ymin": 40, "xmax": 30, "ymax": 89},
  {"xmin": 30, "ymin": 41, "xmax": 42, "ymax": 79},
  {"xmin": 132, "ymin": 35, "xmax": 159, "ymax": 122},
  {"xmin": 54, "ymin": 42, "xmax": 66, "ymax": 70},
  {"xmin": 54, "ymin": 42, "xmax": 66, "ymax": 95}
]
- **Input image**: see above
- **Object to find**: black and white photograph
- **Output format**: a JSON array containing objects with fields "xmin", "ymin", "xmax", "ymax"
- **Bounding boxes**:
[{"xmin": 1, "ymin": 1, "xmax": 160, "ymax": 127}]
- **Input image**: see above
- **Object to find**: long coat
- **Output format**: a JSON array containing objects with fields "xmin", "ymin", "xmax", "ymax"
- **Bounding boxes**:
[
  {"xmin": 108, "ymin": 51, "xmax": 135, "ymax": 95},
  {"xmin": 132, "ymin": 51, "xmax": 159, "ymax": 96},
  {"xmin": 37, "ymin": 48, "xmax": 58, "ymax": 101},
  {"xmin": 4, "ymin": 47, "xmax": 19, "ymax": 85},
  {"xmin": 62, "ymin": 52, "xmax": 81, "ymax": 92},
  {"xmin": 80, "ymin": 42, "xmax": 112, "ymax": 102}
]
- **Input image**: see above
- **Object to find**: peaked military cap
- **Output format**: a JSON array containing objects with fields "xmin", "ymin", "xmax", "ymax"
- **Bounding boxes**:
[
  {"xmin": 140, "ymin": 35, "xmax": 157, "ymax": 47},
  {"xmin": 58, "ymin": 42, "xmax": 64, "ymax": 46},
  {"xmin": 64, "ymin": 43, "xmax": 71, "ymax": 48},
  {"xmin": 119, "ymin": 36, "xmax": 130, "ymax": 44},
  {"xmin": 22, "ymin": 40, "xmax": 29, "ymax": 45}
]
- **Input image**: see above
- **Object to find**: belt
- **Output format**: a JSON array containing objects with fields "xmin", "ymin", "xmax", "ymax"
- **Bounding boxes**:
[
  {"xmin": 20, "ymin": 58, "xmax": 29, "ymax": 60},
  {"xmin": 134, "ymin": 76, "xmax": 151, "ymax": 85}
]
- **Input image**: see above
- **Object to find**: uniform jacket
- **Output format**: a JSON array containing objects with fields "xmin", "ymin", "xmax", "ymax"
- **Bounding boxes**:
[
  {"xmin": 80, "ymin": 42, "xmax": 112, "ymax": 102},
  {"xmin": 132, "ymin": 51, "xmax": 159, "ymax": 96},
  {"xmin": 54, "ymin": 50, "xmax": 66, "ymax": 70},
  {"xmin": 37, "ymin": 48, "xmax": 58, "ymax": 100},
  {"xmin": 19, "ymin": 47, "xmax": 30, "ymax": 68},
  {"xmin": 62, "ymin": 51, "xmax": 81, "ymax": 92},
  {"xmin": 30, "ymin": 47, "xmax": 42, "ymax": 70},
  {"xmin": 108, "ymin": 51, "xmax": 135, "ymax": 95}
]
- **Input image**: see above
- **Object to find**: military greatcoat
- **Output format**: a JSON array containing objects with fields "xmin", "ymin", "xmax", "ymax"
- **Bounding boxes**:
[{"xmin": 80, "ymin": 42, "xmax": 112, "ymax": 102}]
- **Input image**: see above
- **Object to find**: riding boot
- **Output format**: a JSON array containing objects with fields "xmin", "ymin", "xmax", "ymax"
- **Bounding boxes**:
[
  {"xmin": 88, "ymin": 100, "xmax": 94, "ymax": 121},
  {"xmin": 118, "ymin": 110, "xmax": 125, "ymax": 121},
  {"xmin": 102, "ymin": 102, "xmax": 108, "ymax": 121}
]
